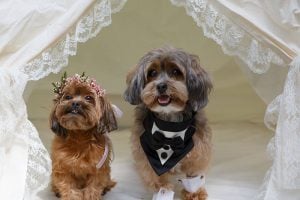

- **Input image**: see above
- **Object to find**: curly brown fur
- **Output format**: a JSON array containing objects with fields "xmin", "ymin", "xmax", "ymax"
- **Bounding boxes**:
[
  {"xmin": 50, "ymin": 81, "xmax": 117, "ymax": 200},
  {"xmin": 124, "ymin": 46, "xmax": 212, "ymax": 199},
  {"xmin": 182, "ymin": 187, "xmax": 208, "ymax": 200}
]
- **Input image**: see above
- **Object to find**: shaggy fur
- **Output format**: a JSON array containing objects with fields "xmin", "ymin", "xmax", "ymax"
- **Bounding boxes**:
[
  {"xmin": 50, "ymin": 81, "xmax": 117, "ymax": 200},
  {"xmin": 124, "ymin": 46, "xmax": 212, "ymax": 200}
]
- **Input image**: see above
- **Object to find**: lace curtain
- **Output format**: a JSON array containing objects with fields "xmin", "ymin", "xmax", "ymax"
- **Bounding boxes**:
[
  {"xmin": 0, "ymin": 0, "xmax": 126, "ymax": 199},
  {"xmin": 170, "ymin": 0, "xmax": 300, "ymax": 200},
  {"xmin": 0, "ymin": 0, "xmax": 299, "ymax": 199}
]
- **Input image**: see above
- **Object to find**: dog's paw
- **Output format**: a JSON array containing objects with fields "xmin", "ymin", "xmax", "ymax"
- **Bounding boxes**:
[
  {"xmin": 102, "ymin": 180, "xmax": 116, "ymax": 196},
  {"xmin": 54, "ymin": 192, "xmax": 61, "ymax": 198},
  {"xmin": 181, "ymin": 187, "xmax": 207, "ymax": 200}
]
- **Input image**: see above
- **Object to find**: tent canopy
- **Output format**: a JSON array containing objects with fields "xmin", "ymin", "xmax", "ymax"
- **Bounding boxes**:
[{"xmin": 0, "ymin": 0, "xmax": 299, "ymax": 199}]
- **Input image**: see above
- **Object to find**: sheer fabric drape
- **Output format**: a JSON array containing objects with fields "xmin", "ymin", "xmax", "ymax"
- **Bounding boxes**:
[
  {"xmin": 0, "ymin": 0, "xmax": 126, "ymax": 199},
  {"xmin": 171, "ymin": 0, "xmax": 300, "ymax": 199},
  {"xmin": 0, "ymin": 0, "xmax": 299, "ymax": 199}
]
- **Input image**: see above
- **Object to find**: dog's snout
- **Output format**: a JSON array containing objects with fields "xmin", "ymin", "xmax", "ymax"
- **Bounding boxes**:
[
  {"xmin": 156, "ymin": 83, "xmax": 168, "ymax": 94},
  {"xmin": 72, "ymin": 101, "xmax": 81, "ymax": 109}
]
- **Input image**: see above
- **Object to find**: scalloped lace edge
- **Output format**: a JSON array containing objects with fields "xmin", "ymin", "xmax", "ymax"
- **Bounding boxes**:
[{"xmin": 169, "ymin": 0, "xmax": 286, "ymax": 74}]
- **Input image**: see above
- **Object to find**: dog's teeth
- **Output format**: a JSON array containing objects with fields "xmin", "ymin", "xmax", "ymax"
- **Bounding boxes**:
[{"xmin": 158, "ymin": 96, "xmax": 171, "ymax": 104}]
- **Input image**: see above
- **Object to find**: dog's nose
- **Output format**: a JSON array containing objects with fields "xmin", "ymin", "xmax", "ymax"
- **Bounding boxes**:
[
  {"xmin": 72, "ymin": 102, "xmax": 81, "ymax": 109},
  {"xmin": 157, "ymin": 83, "xmax": 167, "ymax": 94}
]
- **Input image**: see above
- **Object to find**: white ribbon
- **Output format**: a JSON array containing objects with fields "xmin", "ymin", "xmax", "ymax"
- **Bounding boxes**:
[
  {"xmin": 152, "ymin": 187, "xmax": 174, "ymax": 200},
  {"xmin": 178, "ymin": 175, "xmax": 205, "ymax": 193},
  {"xmin": 112, "ymin": 104, "xmax": 123, "ymax": 118}
]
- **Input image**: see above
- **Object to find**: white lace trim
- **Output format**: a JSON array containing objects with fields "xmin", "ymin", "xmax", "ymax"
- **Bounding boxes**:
[
  {"xmin": 264, "ymin": 95, "xmax": 282, "ymax": 132},
  {"xmin": 170, "ymin": 0, "xmax": 286, "ymax": 74},
  {"xmin": 256, "ymin": 56, "xmax": 300, "ymax": 200},
  {"xmin": 22, "ymin": 121, "xmax": 51, "ymax": 200},
  {"xmin": 18, "ymin": 0, "xmax": 127, "ymax": 199},
  {"xmin": 256, "ymin": 167, "xmax": 279, "ymax": 200},
  {"xmin": 22, "ymin": 0, "xmax": 127, "ymax": 81},
  {"xmin": 272, "ymin": 56, "xmax": 300, "ymax": 189}
]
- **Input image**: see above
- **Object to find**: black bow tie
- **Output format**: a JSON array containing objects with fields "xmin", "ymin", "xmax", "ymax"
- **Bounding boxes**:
[{"xmin": 150, "ymin": 131, "xmax": 185, "ymax": 151}]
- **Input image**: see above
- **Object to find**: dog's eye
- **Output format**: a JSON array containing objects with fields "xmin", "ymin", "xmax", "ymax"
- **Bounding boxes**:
[
  {"xmin": 172, "ymin": 69, "xmax": 181, "ymax": 76},
  {"xmin": 148, "ymin": 69, "xmax": 158, "ymax": 78},
  {"xmin": 85, "ymin": 96, "xmax": 93, "ymax": 101},
  {"xmin": 64, "ymin": 95, "xmax": 72, "ymax": 100}
]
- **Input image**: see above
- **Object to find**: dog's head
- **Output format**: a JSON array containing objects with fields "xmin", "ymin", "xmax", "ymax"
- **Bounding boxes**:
[
  {"xmin": 50, "ymin": 73, "xmax": 117, "ymax": 137},
  {"xmin": 124, "ymin": 46, "xmax": 212, "ymax": 113}
]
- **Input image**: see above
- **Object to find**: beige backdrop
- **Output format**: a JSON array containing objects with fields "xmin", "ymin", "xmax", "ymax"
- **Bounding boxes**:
[
  {"xmin": 25, "ymin": 0, "xmax": 266, "ymax": 128},
  {"xmin": 24, "ymin": 1, "xmax": 273, "ymax": 199}
]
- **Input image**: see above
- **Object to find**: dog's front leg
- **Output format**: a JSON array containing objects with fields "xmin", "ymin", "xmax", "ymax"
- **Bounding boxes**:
[
  {"xmin": 136, "ymin": 161, "xmax": 174, "ymax": 200},
  {"xmin": 131, "ymin": 132, "xmax": 174, "ymax": 199},
  {"xmin": 83, "ymin": 184, "xmax": 103, "ymax": 200},
  {"xmin": 179, "ymin": 175, "xmax": 207, "ymax": 200},
  {"xmin": 179, "ymin": 159, "xmax": 209, "ymax": 199},
  {"xmin": 52, "ymin": 172, "xmax": 84, "ymax": 200},
  {"xmin": 83, "ymin": 176, "xmax": 104, "ymax": 200}
]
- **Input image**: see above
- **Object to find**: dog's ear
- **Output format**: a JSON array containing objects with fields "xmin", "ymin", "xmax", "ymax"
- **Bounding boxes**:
[
  {"xmin": 186, "ymin": 54, "xmax": 213, "ymax": 111},
  {"xmin": 49, "ymin": 100, "xmax": 67, "ymax": 137},
  {"xmin": 123, "ymin": 65, "xmax": 145, "ymax": 105},
  {"xmin": 97, "ymin": 97, "xmax": 118, "ymax": 134}
]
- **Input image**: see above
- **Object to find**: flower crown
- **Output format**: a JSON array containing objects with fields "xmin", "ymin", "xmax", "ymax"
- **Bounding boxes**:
[{"xmin": 52, "ymin": 72, "xmax": 106, "ymax": 97}]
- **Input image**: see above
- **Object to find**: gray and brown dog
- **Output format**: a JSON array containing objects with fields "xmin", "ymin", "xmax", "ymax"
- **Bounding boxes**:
[{"xmin": 124, "ymin": 46, "xmax": 213, "ymax": 200}]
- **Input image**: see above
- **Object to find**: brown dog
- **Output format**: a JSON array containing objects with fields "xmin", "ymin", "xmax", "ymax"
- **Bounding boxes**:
[
  {"xmin": 124, "ymin": 46, "xmax": 213, "ymax": 200},
  {"xmin": 50, "ymin": 73, "xmax": 117, "ymax": 200}
]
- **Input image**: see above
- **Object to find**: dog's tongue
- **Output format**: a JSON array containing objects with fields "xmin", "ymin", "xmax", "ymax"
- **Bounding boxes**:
[{"xmin": 158, "ymin": 95, "xmax": 171, "ymax": 105}]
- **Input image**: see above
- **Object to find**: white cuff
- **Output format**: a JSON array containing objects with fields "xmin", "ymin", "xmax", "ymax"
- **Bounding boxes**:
[
  {"xmin": 152, "ymin": 187, "xmax": 174, "ymax": 200},
  {"xmin": 178, "ymin": 175, "xmax": 205, "ymax": 193}
]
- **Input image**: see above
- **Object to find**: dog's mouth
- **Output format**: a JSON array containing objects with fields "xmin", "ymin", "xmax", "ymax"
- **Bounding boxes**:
[
  {"xmin": 70, "ymin": 109, "xmax": 79, "ymax": 114},
  {"xmin": 157, "ymin": 95, "xmax": 171, "ymax": 106},
  {"xmin": 66, "ymin": 108, "xmax": 84, "ymax": 116}
]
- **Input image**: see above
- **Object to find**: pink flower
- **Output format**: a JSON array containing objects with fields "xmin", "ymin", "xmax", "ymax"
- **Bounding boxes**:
[{"xmin": 54, "ymin": 73, "xmax": 106, "ymax": 97}]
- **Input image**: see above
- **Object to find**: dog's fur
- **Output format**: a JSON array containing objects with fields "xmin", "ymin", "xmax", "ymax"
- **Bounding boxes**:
[
  {"xmin": 124, "ymin": 46, "xmax": 212, "ymax": 199},
  {"xmin": 50, "ymin": 80, "xmax": 117, "ymax": 200}
]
